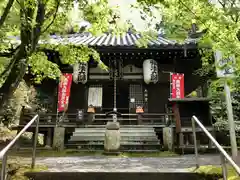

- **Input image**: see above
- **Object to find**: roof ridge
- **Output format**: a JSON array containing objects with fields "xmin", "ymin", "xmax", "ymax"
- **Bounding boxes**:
[{"xmin": 7, "ymin": 33, "xmax": 197, "ymax": 48}]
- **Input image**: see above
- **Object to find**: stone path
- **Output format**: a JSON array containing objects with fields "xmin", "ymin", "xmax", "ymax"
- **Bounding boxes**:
[{"xmin": 36, "ymin": 155, "xmax": 221, "ymax": 172}]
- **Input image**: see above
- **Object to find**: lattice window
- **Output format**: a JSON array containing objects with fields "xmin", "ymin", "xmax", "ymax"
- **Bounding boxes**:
[{"xmin": 129, "ymin": 84, "xmax": 144, "ymax": 109}]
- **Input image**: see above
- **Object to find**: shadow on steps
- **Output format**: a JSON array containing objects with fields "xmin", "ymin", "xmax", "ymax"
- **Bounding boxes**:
[{"xmin": 24, "ymin": 172, "xmax": 221, "ymax": 180}]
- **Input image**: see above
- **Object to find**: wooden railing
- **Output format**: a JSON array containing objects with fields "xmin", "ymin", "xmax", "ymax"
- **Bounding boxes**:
[
  {"xmin": 192, "ymin": 115, "xmax": 240, "ymax": 180},
  {"xmin": 0, "ymin": 115, "xmax": 39, "ymax": 180},
  {"xmin": 19, "ymin": 112, "xmax": 175, "ymax": 125}
]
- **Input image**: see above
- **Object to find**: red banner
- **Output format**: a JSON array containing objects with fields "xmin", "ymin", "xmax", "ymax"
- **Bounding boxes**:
[
  {"xmin": 58, "ymin": 73, "xmax": 73, "ymax": 112},
  {"xmin": 171, "ymin": 73, "xmax": 184, "ymax": 99}
]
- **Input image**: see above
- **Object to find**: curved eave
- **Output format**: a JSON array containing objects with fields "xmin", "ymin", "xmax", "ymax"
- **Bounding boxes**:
[{"xmin": 6, "ymin": 32, "xmax": 199, "ymax": 50}]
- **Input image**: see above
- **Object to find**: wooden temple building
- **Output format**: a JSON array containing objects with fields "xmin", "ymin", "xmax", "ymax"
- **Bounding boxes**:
[{"xmin": 17, "ymin": 32, "xmax": 214, "ymax": 152}]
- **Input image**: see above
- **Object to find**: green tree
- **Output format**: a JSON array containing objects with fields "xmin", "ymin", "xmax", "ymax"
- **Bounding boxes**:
[
  {"xmin": 0, "ymin": 0, "xmax": 130, "ymax": 110},
  {"xmin": 137, "ymin": 0, "xmax": 240, "ymax": 128},
  {"xmin": 137, "ymin": 0, "xmax": 239, "ymax": 59}
]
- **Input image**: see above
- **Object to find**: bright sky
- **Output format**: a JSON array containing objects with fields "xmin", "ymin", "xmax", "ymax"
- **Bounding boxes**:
[
  {"xmin": 71, "ymin": 0, "xmax": 161, "ymax": 32},
  {"xmin": 109, "ymin": 0, "xmax": 161, "ymax": 31}
]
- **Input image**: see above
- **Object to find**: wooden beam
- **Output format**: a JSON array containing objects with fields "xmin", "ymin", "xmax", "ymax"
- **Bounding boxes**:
[{"xmin": 172, "ymin": 103, "xmax": 181, "ymax": 133}]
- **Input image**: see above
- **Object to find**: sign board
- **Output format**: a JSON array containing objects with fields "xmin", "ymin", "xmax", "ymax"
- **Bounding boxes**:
[
  {"xmin": 170, "ymin": 73, "xmax": 185, "ymax": 99},
  {"xmin": 88, "ymin": 87, "xmax": 103, "ymax": 107},
  {"xmin": 76, "ymin": 109, "xmax": 84, "ymax": 121},
  {"xmin": 214, "ymin": 50, "xmax": 235, "ymax": 78},
  {"xmin": 57, "ymin": 73, "xmax": 73, "ymax": 112}
]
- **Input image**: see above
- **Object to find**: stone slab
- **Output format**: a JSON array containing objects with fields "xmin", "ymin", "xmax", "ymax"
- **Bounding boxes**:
[{"xmin": 35, "ymin": 155, "xmax": 221, "ymax": 172}]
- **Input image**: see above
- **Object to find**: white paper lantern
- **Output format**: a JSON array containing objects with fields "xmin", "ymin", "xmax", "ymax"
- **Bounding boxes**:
[
  {"xmin": 143, "ymin": 59, "xmax": 158, "ymax": 84},
  {"xmin": 73, "ymin": 63, "xmax": 79, "ymax": 84}
]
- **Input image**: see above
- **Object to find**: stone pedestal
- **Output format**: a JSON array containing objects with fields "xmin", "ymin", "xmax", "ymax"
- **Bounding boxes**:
[
  {"xmin": 45, "ymin": 128, "xmax": 52, "ymax": 149},
  {"xmin": 53, "ymin": 127, "xmax": 65, "ymax": 151},
  {"xmin": 137, "ymin": 114, "xmax": 142, "ymax": 125},
  {"xmin": 163, "ymin": 127, "xmax": 174, "ymax": 151},
  {"xmin": 104, "ymin": 122, "xmax": 120, "ymax": 155},
  {"xmin": 87, "ymin": 112, "xmax": 94, "ymax": 125}
]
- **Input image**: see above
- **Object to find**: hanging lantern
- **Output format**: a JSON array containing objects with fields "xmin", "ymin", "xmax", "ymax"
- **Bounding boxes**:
[
  {"xmin": 73, "ymin": 63, "xmax": 79, "ymax": 84},
  {"xmin": 72, "ymin": 62, "xmax": 88, "ymax": 84},
  {"xmin": 143, "ymin": 59, "xmax": 158, "ymax": 84}
]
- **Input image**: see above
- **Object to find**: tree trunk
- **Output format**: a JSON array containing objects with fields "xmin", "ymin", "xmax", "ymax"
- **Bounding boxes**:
[
  {"xmin": 0, "ymin": 0, "xmax": 15, "ymax": 28},
  {"xmin": 0, "ymin": 46, "xmax": 28, "ymax": 111},
  {"xmin": 0, "ymin": 0, "xmax": 45, "ymax": 113}
]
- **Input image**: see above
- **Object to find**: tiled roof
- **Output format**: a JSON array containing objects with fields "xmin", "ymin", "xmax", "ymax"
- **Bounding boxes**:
[{"xmin": 8, "ymin": 32, "xmax": 197, "ymax": 48}]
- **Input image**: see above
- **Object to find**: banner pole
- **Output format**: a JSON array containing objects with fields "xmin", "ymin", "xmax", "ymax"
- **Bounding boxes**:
[
  {"xmin": 56, "ymin": 110, "xmax": 59, "ymax": 127},
  {"xmin": 56, "ymin": 83, "xmax": 59, "ymax": 127},
  {"xmin": 170, "ymin": 72, "xmax": 172, "ymax": 98}
]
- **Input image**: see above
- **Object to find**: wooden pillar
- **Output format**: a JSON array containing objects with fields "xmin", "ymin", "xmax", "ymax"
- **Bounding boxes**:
[
  {"xmin": 32, "ymin": 131, "xmax": 36, "ymax": 146},
  {"xmin": 208, "ymin": 131, "xmax": 216, "ymax": 148},
  {"xmin": 172, "ymin": 103, "xmax": 181, "ymax": 133},
  {"xmin": 84, "ymin": 86, "xmax": 88, "ymax": 111},
  {"xmin": 172, "ymin": 102, "xmax": 184, "ymax": 150},
  {"xmin": 137, "ymin": 114, "xmax": 142, "ymax": 125},
  {"xmin": 136, "ymin": 106, "xmax": 144, "ymax": 125},
  {"xmin": 45, "ymin": 128, "xmax": 52, "ymax": 148},
  {"xmin": 87, "ymin": 106, "xmax": 95, "ymax": 125}
]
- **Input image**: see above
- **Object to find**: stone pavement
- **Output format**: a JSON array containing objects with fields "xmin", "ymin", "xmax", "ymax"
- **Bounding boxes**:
[{"xmin": 36, "ymin": 154, "xmax": 221, "ymax": 172}]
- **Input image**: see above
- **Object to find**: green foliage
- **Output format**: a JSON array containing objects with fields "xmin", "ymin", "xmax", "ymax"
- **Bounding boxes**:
[
  {"xmin": 209, "ymin": 79, "xmax": 228, "ymax": 130},
  {"xmin": 1, "ymin": 81, "xmax": 29, "ymax": 125},
  {"xmin": 0, "ymin": 0, "xmax": 129, "ymax": 91},
  {"xmin": 137, "ymin": 0, "xmax": 240, "ymax": 132},
  {"xmin": 209, "ymin": 78, "xmax": 240, "ymax": 132},
  {"xmin": 28, "ymin": 52, "xmax": 61, "ymax": 83},
  {"xmin": 137, "ymin": 0, "xmax": 240, "ymax": 67},
  {"xmin": 193, "ymin": 165, "xmax": 238, "ymax": 180},
  {"xmin": 25, "ymin": 43, "xmax": 109, "ymax": 82}
]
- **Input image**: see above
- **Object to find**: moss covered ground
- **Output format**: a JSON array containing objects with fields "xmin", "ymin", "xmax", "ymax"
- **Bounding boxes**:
[
  {"xmin": 0, "ymin": 157, "xmax": 48, "ymax": 180},
  {"xmin": 192, "ymin": 165, "xmax": 240, "ymax": 180}
]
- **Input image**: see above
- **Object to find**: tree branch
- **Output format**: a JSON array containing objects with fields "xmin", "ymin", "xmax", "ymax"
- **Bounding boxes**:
[
  {"xmin": 41, "ymin": 0, "xmax": 60, "ymax": 34},
  {"xmin": 0, "ymin": 46, "xmax": 20, "ymax": 79},
  {"xmin": 31, "ymin": 0, "xmax": 45, "ymax": 50},
  {"xmin": 217, "ymin": 0, "xmax": 239, "ymax": 23},
  {"xmin": 0, "ymin": 0, "xmax": 15, "ymax": 28}
]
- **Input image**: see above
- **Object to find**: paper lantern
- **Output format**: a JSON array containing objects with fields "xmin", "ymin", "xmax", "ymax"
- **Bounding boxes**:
[
  {"xmin": 143, "ymin": 59, "xmax": 158, "ymax": 84},
  {"xmin": 73, "ymin": 62, "xmax": 88, "ymax": 84}
]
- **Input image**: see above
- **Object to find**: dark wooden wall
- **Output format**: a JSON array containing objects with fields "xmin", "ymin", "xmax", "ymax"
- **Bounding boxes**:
[
  {"xmin": 67, "ymin": 83, "xmax": 86, "ymax": 113},
  {"xmin": 147, "ymin": 83, "xmax": 170, "ymax": 113},
  {"xmin": 178, "ymin": 101, "xmax": 211, "ymax": 126}
]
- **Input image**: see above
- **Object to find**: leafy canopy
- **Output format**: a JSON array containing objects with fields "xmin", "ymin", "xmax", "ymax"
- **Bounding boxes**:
[
  {"xmin": 0, "ymin": 0, "xmax": 133, "ymax": 85},
  {"xmin": 136, "ymin": 0, "xmax": 240, "ymax": 128}
]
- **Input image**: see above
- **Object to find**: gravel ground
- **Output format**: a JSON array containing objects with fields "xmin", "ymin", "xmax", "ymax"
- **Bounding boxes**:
[{"xmin": 35, "ymin": 154, "xmax": 222, "ymax": 172}]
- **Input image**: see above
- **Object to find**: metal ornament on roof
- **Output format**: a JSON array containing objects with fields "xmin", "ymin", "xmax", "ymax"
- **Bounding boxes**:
[
  {"xmin": 143, "ymin": 59, "xmax": 158, "ymax": 84},
  {"xmin": 73, "ymin": 62, "xmax": 88, "ymax": 84}
]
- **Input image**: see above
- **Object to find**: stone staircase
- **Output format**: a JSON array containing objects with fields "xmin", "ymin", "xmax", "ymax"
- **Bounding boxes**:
[
  {"xmin": 23, "ymin": 155, "xmax": 223, "ymax": 180},
  {"xmin": 66, "ymin": 127, "xmax": 161, "ymax": 151}
]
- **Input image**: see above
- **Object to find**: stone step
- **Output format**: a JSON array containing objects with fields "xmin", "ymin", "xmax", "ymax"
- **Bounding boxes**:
[
  {"xmin": 68, "ymin": 142, "xmax": 160, "ymax": 145},
  {"xmin": 70, "ymin": 125, "xmax": 167, "ymax": 128},
  {"xmin": 72, "ymin": 132, "xmax": 157, "ymax": 136},
  {"xmin": 74, "ymin": 128, "xmax": 156, "ymax": 132},
  {"xmin": 74, "ymin": 127, "xmax": 156, "ymax": 129},
  {"xmin": 71, "ymin": 144, "xmax": 161, "ymax": 150},
  {"xmin": 69, "ymin": 137, "xmax": 159, "ymax": 141},
  {"xmin": 73, "ymin": 130, "xmax": 156, "ymax": 133},
  {"xmin": 71, "ymin": 134, "xmax": 159, "ymax": 138}
]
